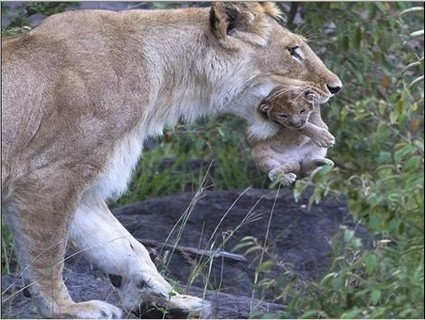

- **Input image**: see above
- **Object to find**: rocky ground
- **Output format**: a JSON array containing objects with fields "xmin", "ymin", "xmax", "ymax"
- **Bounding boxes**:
[{"xmin": 1, "ymin": 189, "xmax": 371, "ymax": 319}]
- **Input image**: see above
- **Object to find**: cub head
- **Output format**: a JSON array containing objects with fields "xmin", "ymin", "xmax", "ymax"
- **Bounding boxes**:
[
  {"xmin": 259, "ymin": 87, "xmax": 318, "ymax": 129},
  {"xmin": 209, "ymin": 2, "xmax": 342, "ymax": 104}
]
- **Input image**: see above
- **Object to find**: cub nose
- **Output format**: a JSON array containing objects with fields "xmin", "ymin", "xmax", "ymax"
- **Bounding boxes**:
[
  {"xmin": 327, "ymin": 84, "xmax": 342, "ymax": 94},
  {"xmin": 291, "ymin": 121, "xmax": 305, "ymax": 129}
]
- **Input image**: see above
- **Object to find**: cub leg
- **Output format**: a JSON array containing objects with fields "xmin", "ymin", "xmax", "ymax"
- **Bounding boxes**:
[
  {"xmin": 268, "ymin": 161, "xmax": 301, "ymax": 186},
  {"xmin": 70, "ymin": 192, "xmax": 211, "ymax": 318},
  {"xmin": 299, "ymin": 122, "xmax": 335, "ymax": 148},
  {"xmin": 251, "ymin": 146, "xmax": 285, "ymax": 173},
  {"xmin": 2, "ymin": 170, "xmax": 122, "ymax": 319},
  {"xmin": 308, "ymin": 107, "xmax": 328, "ymax": 130}
]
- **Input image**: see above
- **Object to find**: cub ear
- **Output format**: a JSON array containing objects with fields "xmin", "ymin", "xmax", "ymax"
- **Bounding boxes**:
[
  {"xmin": 210, "ymin": 2, "xmax": 281, "ymax": 47},
  {"xmin": 259, "ymin": 102, "xmax": 272, "ymax": 115}
]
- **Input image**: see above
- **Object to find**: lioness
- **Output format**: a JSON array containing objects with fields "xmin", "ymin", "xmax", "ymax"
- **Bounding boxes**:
[
  {"xmin": 249, "ymin": 87, "xmax": 335, "ymax": 186},
  {"xmin": 2, "ymin": 2, "xmax": 342, "ymax": 318}
]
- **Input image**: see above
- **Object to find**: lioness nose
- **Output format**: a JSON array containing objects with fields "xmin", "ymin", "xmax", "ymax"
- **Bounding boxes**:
[{"xmin": 327, "ymin": 84, "xmax": 342, "ymax": 94}]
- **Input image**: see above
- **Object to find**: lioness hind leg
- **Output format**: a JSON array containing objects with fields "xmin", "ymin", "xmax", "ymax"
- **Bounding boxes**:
[
  {"xmin": 2, "ymin": 171, "xmax": 122, "ymax": 319},
  {"xmin": 70, "ymin": 193, "xmax": 211, "ymax": 318}
]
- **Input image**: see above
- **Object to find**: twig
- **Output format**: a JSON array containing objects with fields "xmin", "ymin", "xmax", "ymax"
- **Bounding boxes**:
[{"xmin": 137, "ymin": 238, "xmax": 247, "ymax": 263}]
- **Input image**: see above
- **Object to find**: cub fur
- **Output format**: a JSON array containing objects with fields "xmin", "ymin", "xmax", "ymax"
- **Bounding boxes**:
[
  {"xmin": 2, "ymin": 2, "xmax": 342, "ymax": 319},
  {"xmin": 248, "ymin": 86, "xmax": 335, "ymax": 186}
]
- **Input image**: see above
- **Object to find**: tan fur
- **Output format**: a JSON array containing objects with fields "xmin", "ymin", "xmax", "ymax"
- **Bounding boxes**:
[
  {"xmin": 2, "ymin": 2, "xmax": 342, "ymax": 318},
  {"xmin": 249, "ymin": 86, "xmax": 335, "ymax": 185}
]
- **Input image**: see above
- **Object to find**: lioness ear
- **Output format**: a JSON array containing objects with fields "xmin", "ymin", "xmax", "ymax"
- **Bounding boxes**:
[{"xmin": 210, "ymin": 2, "xmax": 281, "ymax": 47}]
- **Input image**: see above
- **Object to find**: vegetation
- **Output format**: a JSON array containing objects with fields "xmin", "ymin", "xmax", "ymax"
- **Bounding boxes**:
[
  {"xmin": 286, "ymin": 2, "xmax": 424, "ymax": 318},
  {"xmin": 2, "ymin": 2, "xmax": 423, "ymax": 319}
]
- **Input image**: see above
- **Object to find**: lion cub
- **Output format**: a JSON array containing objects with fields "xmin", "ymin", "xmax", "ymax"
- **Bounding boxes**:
[{"xmin": 249, "ymin": 87, "xmax": 335, "ymax": 186}]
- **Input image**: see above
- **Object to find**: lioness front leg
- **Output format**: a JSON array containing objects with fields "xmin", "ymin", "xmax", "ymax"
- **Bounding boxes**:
[
  {"xmin": 300, "ymin": 123, "xmax": 335, "ymax": 148},
  {"xmin": 2, "ymin": 169, "xmax": 122, "ymax": 319},
  {"xmin": 70, "ymin": 193, "xmax": 211, "ymax": 318}
]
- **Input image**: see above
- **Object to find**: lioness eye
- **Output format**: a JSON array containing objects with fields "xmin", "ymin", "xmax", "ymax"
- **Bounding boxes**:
[
  {"xmin": 300, "ymin": 109, "xmax": 306, "ymax": 114},
  {"xmin": 288, "ymin": 46, "xmax": 302, "ymax": 60}
]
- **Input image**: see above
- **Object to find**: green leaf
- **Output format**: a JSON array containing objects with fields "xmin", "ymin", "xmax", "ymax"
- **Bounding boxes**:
[
  {"xmin": 371, "ymin": 290, "xmax": 382, "ymax": 305},
  {"xmin": 258, "ymin": 260, "xmax": 275, "ymax": 273},
  {"xmin": 405, "ymin": 155, "xmax": 422, "ymax": 172},
  {"xmin": 369, "ymin": 215, "xmax": 383, "ymax": 232},
  {"xmin": 341, "ymin": 308, "xmax": 362, "ymax": 319},
  {"xmin": 332, "ymin": 275, "xmax": 344, "ymax": 291},
  {"xmin": 398, "ymin": 221, "xmax": 405, "ymax": 234},
  {"xmin": 353, "ymin": 26, "xmax": 362, "ymax": 49},
  {"xmin": 378, "ymin": 151, "xmax": 392, "ymax": 164},
  {"xmin": 344, "ymin": 229, "xmax": 355, "ymax": 242},
  {"xmin": 342, "ymin": 35, "xmax": 350, "ymax": 51},
  {"xmin": 364, "ymin": 253, "xmax": 377, "ymax": 274}
]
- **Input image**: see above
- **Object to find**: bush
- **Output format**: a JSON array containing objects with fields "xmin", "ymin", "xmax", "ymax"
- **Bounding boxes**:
[{"xmin": 284, "ymin": 3, "xmax": 424, "ymax": 318}]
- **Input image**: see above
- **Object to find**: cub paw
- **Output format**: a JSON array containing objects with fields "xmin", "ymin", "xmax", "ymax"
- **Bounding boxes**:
[
  {"xmin": 269, "ymin": 169, "xmax": 297, "ymax": 186},
  {"xmin": 281, "ymin": 172, "xmax": 297, "ymax": 186},
  {"xmin": 313, "ymin": 129, "xmax": 335, "ymax": 148}
]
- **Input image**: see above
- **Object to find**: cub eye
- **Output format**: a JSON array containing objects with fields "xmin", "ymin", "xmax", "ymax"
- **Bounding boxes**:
[
  {"xmin": 278, "ymin": 114, "xmax": 288, "ymax": 118},
  {"xmin": 288, "ymin": 46, "xmax": 302, "ymax": 60},
  {"xmin": 304, "ymin": 90, "xmax": 316, "ymax": 102},
  {"xmin": 299, "ymin": 109, "xmax": 307, "ymax": 114}
]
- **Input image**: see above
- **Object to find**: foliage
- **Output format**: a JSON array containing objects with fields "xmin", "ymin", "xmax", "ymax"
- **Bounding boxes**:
[
  {"xmin": 293, "ymin": 0, "xmax": 423, "ymax": 246},
  {"xmin": 1, "ymin": 2, "xmax": 77, "ymax": 35},
  {"xmin": 277, "ymin": 228, "xmax": 424, "ymax": 319},
  {"xmin": 285, "ymin": 2, "xmax": 424, "ymax": 318}
]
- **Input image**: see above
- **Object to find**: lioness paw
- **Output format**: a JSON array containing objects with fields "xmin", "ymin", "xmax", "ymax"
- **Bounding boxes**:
[
  {"xmin": 65, "ymin": 300, "xmax": 122, "ymax": 319},
  {"xmin": 130, "ymin": 293, "xmax": 211, "ymax": 319},
  {"xmin": 169, "ymin": 294, "xmax": 211, "ymax": 318}
]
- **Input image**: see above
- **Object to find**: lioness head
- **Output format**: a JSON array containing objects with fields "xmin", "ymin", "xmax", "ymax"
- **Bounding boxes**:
[
  {"xmin": 210, "ymin": 2, "xmax": 342, "ymax": 105},
  {"xmin": 259, "ymin": 87, "xmax": 317, "ymax": 129}
]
